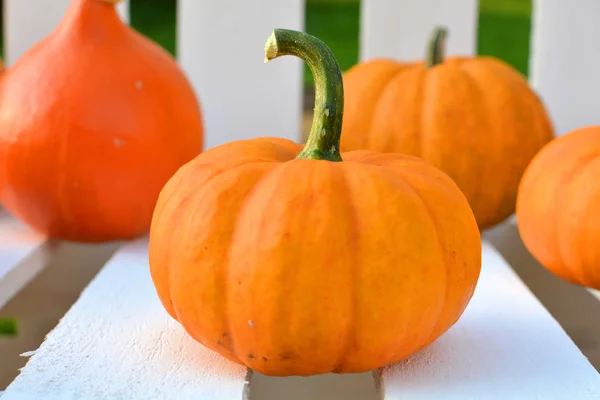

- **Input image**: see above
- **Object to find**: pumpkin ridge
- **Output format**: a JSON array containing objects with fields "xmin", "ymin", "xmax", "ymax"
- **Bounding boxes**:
[
  {"xmin": 554, "ymin": 154, "xmax": 600, "ymax": 284},
  {"xmin": 369, "ymin": 162, "xmax": 449, "ymax": 364},
  {"xmin": 388, "ymin": 169, "xmax": 449, "ymax": 345},
  {"xmin": 331, "ymin": 163, "xmax": 361, "ymax": 372},
  {"xmin": 371, "ymin": 66, "xmax": 426, "ymax": 153},
  {"xmin": 340, "ymin": 62, "xmax": 405, "ymax": 151},
  {"xmin": 483, "ymin": 58, "xmax": 555, "ymax": 152},
  {"xmin": 226, "ymin": 160, "xmax": 303, "ymax": 368},
  {"xmin": 371, "ymin": 156, "xmax": 480, "ymax": 343},
  {"xmin": 452, "ymin": 62, "xmax": 498, "ymax": 221},
  {"xmin": 465, "ymin": 59, "xmax": 550, "ymax": 228},
  {"xmin": 171, "ymin": 161, "xmax": 278, "ymax": 364}
]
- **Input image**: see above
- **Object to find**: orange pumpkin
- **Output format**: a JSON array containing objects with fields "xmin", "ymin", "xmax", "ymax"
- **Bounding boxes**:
[
  {"xmin": 340, "ymin": 27, "xmax": 554, "ymax": 230},
  {"xmin": 148, "ymin": 28, "xmax": 481, "ymax": 377},
  {"xmin": 517, "ymin": 126, "xmax": 600, "ymax": 289},
  {"xmin": 0, "ymin": 0, "xmax": 203, "ymax": 242}
]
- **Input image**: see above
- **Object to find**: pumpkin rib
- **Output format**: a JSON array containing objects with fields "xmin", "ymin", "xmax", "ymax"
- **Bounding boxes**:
[
  {"xmin": 149, "ymin": 173, "xmax": 203, "ymax": 319},
  {"xmin": 227, "ymin": 159, "xmax": 357, "ymax": 375},
  {"xmin": 331, "ymin": 163, "xmax": 362, "ymax": 373},
  {"xmin": 356, "ymin": 162, "xmax": 448, "ymax": 367},
  {"xmin": 554, "ymin": 155, "xmax": 600, "ymax": 285},
  {"xmin": 169, "ymin": 161, "xmax": 279, "ymax": 365},
  {"xmin": 365, "ymin": 154, "xmax": 481, "ymax": 339},
  {"xmin": 341, "ymin": 61, "xmax": 405, "ymax": 151},
  {"xmin": 421, "ymin": 63, "xmax": 489, "ymax": 218},
  {"xmin": 393, "ymin": 172, "xmax": 449, "ymax": 345},
  {"xmin": 457, "ymin": 60, "xmax": 517, "ymax": 227},
  {"xmin": 482, "ymin": 58, "xmax": 555, "ymax": 152},
  {"xmin": 150, "ymin": 154, "xmax": 283, "ymax": 319},
  {"xmin": 366, "ymin": 66, "xmax": 426, "ymax": 153},
  {"xmin": 369, "ymin": 157, "xmax": 471, "ymax": 342}
]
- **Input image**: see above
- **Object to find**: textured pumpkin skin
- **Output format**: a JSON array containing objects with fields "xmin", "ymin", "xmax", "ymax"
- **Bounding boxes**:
[
  {"xmin": 0, "ymin": 0, "xmax": 203, "ymax": 242},
  {"xmin": 149, "ymin": 137, "xmax": 482, "ymax": 376},
  {"xmin": 340, "ymin": 57, "xmax": 554, "ymax": 230},
  {"xmin": 516, "ymin": 126, "xmax": 600, "ymax": 289}
]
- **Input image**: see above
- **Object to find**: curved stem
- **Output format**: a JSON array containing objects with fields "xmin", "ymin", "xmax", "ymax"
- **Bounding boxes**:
[
  {"xmin": 264, "ymin": 29, "xmax": 343, "ymax": 162},
  {"xmin": 426, "ymin": 26, "xmax": 448, "ymax": 68}
]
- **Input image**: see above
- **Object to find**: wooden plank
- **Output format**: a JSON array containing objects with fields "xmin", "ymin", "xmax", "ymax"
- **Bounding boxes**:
[
  {"xmin": 4, "ymin": 0, "xmax": 129, "ymax": 66},
  {"xmin": 1, "ymin": 238, "xmax": 251, "ymax": 400},
  {"xmin": 359, "ymin": 0, "xmax": 478, "ymax": 61},
  {"xmin": 529, "ymin": 0, "xmax": 600, "ymax": 136},
  {"xmin": 591, "ymin": 290, "xmax": 600, "ymax": 302},
  {"xmin": 377, "ymin": 241, "xmax": 600, "ymax": 399},
  {"xmin": 0, "ymin": 211, "xmax": 53, "ymax": 310},
  {"xmin": 177, "ymin": 0, "xmax": 305, "ymax": 149}
]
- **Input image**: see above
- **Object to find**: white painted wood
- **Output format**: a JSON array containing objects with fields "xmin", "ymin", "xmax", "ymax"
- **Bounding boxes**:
[
  {"xmin": 4, "ymin": 0, "xmax": 130, "ymax": 66},
  {"xmin": 529, "ymin": 0, "xmax": 600, "ymax": 136},
  {"xmin": 178, "ymin": 0, "xmax": 305, "ymax": 149},
  {"xmin": 1, "ymin": 238, "xmax": 251, "ymax": 400},
  {"xmin": 378, "ymin": 241, "xmax": 600, "ymax": 399},
  {"xmin": 591, "ymin": 290, "xmax": 600, "ymax": 302},
  {"xmin": 0, "ymin": 211, "xmax": 52, "ymax": 310},
  {"xmin": 359, "ymin": 0, "xmax": 478, "ymax": 61}
]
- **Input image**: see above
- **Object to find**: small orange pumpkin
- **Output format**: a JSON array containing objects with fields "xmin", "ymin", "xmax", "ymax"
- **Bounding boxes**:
[
  {"xmin": 340, "ymin": 27, "xmax": 554, "ymax": 230},
  {"xmin": 148, "ymin": 29, "xmax": 481, "ymax": 377},
  {"xmin": 517, "ymin": 126, "xmax": 600, "ymax": 289},
  {"xmin": 0, "ymin": 0, "xmax": 203, "ymax": 242}
]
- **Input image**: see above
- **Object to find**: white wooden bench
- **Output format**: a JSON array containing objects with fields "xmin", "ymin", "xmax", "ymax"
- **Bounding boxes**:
[{"xmin": 1, "ymin": 0, "xmax": 600, "ymax": 399}]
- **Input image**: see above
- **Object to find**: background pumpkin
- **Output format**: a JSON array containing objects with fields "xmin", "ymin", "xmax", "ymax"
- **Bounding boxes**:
[
  {"xmin": 516, "ymin": 126, "xmax": 600, "ymax": 290},
  {"xmin": 148, "ymin": 28, "xmax": 481, "ymax": 377},
  {"xmin": 0, "ymin": 0, "xmax": 203, "ymax": 242},
  {"xmin": 340, "ymin": 26, "xmax": 554, "ymax": 230}
]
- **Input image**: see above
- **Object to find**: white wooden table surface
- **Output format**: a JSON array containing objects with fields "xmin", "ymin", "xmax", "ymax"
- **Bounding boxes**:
[
  {"xmin": 1, "ymin": 225, "xmax": 599, "ymax": 399},
  {"xmin": 0, "ymin": 211, "xmax": 56, "ymax": 310}
]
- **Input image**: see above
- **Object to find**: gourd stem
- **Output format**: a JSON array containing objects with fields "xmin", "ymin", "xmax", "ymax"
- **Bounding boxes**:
[
  {"xmin": 264, "ymin": 29, "xmax": 343, "ymax": 162},
  {"xmin": 426, "ymin": 26, "xmax": 448, "ymax": 68}
]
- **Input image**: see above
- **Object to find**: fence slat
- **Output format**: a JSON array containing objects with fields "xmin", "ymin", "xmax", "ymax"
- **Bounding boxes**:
[
  {"xmin": 0, "ymin": 212, "xmax": 55, "ymax": 309},
  {"xmin": 4, "ymin": 0, "xmax": 130, "ymax": 66},
  {"xmin": 529, "ymin": 0, "xmax": 600, "ymax": 136},
  {"xmin": 376, "ymin": 241, "xmax": 600, "ymax": 399},
  {"xmin": 177, "ymin": 0, "xmax": 305, "ymax": 150},
  {"xmin": 359, "ymin": 0, "xmax": 478, "ymax": 61},
  {"xmin": 1, "ymin": 238, "xmax": 251, "ymax": 400}
]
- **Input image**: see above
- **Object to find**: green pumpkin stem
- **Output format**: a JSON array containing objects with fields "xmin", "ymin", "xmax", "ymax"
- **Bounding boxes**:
[
  {"xmin": 264, "ymin": 29, "xmax": 344, "ymax": 162},
  {"xmin": 426, "ymin": 26, "xmax": 448, "ymax": 68}
]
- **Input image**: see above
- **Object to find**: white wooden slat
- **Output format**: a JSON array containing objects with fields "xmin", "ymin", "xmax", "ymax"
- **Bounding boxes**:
[
  {"xmin": 178, "ymin": 0, "xmax": 305, "ymax": 150},
  {"xmin": 1, "ymin": 238, "xmax": 251, "ymax": 400},
  {"xmin": 4, "ymin": 0, "xmax": 130, "ymax": 66},
  {"xmin": 529, "ymin": 0, "xmax": 600, "ymax": 136},
  {"xmin": 591, "ymin": 290, "xmax": 600, "ymax": 302},
  {"xmin": 377, "ymin": 240, "xmax": 600, "ymax": 399},
  {"xmin": 359, "ymin": 0, "xmax": 478, "ymax": 61},
  {"xmin": 0, "ymin": 211, "xmax": 53, "ymax": 310}
]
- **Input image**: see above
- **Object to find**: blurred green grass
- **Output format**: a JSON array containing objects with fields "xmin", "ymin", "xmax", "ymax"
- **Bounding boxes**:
[{"xmin": 0, "ymin": 0, "xmax": 532, "ymax": 88}]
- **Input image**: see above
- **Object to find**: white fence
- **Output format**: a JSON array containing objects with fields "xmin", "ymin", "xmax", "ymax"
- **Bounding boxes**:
[{"xmin": 7, "ymin": 0, "xmax": 599, "ymax": 149}]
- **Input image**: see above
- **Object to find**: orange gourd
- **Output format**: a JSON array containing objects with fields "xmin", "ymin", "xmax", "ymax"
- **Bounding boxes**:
[
  {"xmin": 0, "ymin": 0, "xmax": 203, "ymax": 242},
  {"xmin": 517, "ymin": 126, "xmax": 600, "ymax": 289},
  {"xmin": 340, "ymin": 27, "xmax": 554, "ymax": 230},
  {"xmin": 148, "ymin": 29, "xmax": 481, "ymax": 377}
]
